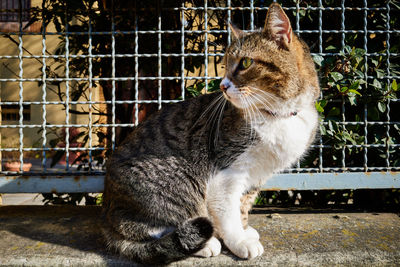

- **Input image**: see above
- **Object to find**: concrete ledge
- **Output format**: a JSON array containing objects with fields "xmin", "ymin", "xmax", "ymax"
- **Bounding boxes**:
[{"xmin": 0, "ymin": 206, "xmax": 399, "ymax": 266}]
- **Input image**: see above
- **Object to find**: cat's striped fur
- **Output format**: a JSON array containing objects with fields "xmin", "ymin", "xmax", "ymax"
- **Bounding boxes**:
[{"xmin": 102, "ymin": 3, "xmax": 319, "ymax": 264}]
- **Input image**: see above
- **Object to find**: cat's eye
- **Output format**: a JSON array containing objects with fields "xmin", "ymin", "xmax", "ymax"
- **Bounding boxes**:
[{"xmin": 239, "ymin": 57, "xmax": 253, "ymax": 70}]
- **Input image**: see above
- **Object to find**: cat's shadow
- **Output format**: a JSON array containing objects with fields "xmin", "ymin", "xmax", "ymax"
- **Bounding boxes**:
[
  {"xmin": 1, "ymin": 205, "xmax": 264, "ymax": 265},
  {"xmin": 1, "ymin": 205, "xmax": 249, "ymax": 266},
  {"xmin": 0, "ymin": 205, "xmax": 141, "ymax": 266}
]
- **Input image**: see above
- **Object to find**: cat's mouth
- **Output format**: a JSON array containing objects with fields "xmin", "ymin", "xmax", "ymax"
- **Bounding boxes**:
[{"xmin": 222, "ymin": 90, "xmax": 230, "ymax": 99}]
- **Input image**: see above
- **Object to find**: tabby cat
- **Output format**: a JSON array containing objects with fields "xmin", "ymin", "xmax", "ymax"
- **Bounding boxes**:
[{"xmin": 102, "ymin": 3, "xmax": 320, "ymax": 265}]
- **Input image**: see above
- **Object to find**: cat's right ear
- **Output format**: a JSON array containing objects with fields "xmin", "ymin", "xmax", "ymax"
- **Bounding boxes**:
[
  {"xmin": 229, "ymin": 22, "xmax": 246, "ymax": 40},
  {"xmin": 263, "ymin": 3, "xmax": 293, "ymax": 49}
]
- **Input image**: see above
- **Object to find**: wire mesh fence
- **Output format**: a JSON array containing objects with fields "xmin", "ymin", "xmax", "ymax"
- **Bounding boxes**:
[{"xmin": 0, "ymin": 0, "xmax": 399, "ymax": 182}]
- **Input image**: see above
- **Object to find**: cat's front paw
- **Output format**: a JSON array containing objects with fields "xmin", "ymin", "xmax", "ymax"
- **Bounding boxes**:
[
  {"xmin": 226, "ymin": 238, "xmax": 264, "ymax": 259},
  {"xmin": 193, "ymin": 236, "xmax": 221, "ymax": 258},
  {"xmin": 244, "ymin": 226, "xmax": 260, "ymax": 240}
]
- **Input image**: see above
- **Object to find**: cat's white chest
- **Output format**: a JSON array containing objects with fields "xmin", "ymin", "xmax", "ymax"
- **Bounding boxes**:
[{"xmin": 229, "ymin": 107, "xmax": 318, "ymax": 188}]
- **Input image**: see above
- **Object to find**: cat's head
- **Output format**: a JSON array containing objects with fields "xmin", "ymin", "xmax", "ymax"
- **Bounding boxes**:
[{"xmin": 220, "ymin": 3, "xmax": 320, "ymax": 116}]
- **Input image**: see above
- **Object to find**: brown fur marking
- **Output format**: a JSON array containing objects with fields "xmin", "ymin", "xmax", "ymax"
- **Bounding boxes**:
[{"xmin": 240, "ymin": 189, "xmax": 259, "ymax": 229}]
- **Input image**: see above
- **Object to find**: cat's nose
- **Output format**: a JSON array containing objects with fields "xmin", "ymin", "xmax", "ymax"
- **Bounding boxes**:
[
  {"xmin": 220, "ymin": 83, "xmax": 228, "ymax": 92},
  {"xmin": 220, "ymin": 79, "xmax": 230, "ymax": 92}
]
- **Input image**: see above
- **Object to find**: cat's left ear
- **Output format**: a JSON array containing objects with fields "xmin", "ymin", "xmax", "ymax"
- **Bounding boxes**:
[{"xmin": 263, "ymin": 3, "xmax": 293, "ymax": 49}]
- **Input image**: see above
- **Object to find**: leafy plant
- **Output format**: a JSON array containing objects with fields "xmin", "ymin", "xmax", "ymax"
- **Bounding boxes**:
[{"xmin": 187, "ymin": 79, "xmax": 221, "ymax": 97}]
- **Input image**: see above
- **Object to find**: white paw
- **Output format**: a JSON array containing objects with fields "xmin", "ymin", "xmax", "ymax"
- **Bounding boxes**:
[
  {"xmin": 193, "ymin": 236, "xmax": 221, "ymax": 258},
  {"xmin": 226, "ymin": 238, "xmax": 264, "ymax": 259},
  {"xmin": 244, "ymin": 226, "xmax": 260, "ymax": 240}
]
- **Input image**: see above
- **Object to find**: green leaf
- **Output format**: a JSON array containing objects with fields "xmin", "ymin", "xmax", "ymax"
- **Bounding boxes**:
[
  {"xmin": 376, "ymin": 69, "xmax": 385, "ymax": 79},
  {"xmin": 348, "ymin": 95, "xmax": 357, "ymax": 105},
  {"xmin": 343, "ymin": 132, "xmax": 357, "ymax": 145},
  {"xmin": 330, "ymin": 72, "xmax": 343, "ymax": 82},
  {"xmin": 328, "ymin": 120, "xmax": 334, "ymax": 132},
  {"xmin": 315, "ymin": 101, "xmax": 324, "ymax": 113},
  {"xmin": 372, "ymin": 79, "xmax": 382, "ymax": 89},
  {"xmin": 313, "ymin": 55, "xmax": 324, "ymax": 66},
  {"xmin": 349, "ymin": 81, "xmax": 360, "ymax": 90},
  {"xmin": 348, "ymin": 89, "xmax": 362, "ymax": 96},
  {"xmin": 187, "ymin": 87, "xmax": 201, "ymax": 97},
  {"xmin": 354, "ymin": 48, "xmax": 366, "ymax": 57},
  {"xmin": 377, "ymin": 102, "xmax": 386, "ymax": 113},
  {"xmin": 392, "ymin": 80, "xmax": 398, "ymax": 91},
  {"xmin": 320, "ymin": 125, "xmax": 327, "ymax": 135},
  {"xmin": 343, "ymin": 131, "xmax": 351, "ymax": 139},
  {"xmin": 325, "ymin": 45, "xmax": 337, "ymax": 51},
  {"xmin": 354, "ymin": 69, "xmax": 364, "ymax": 78},
  {"xmin": 344, "ymin": 45, "xmax": 352, "ymax": 55},
  {"xmin": 328, "ymin": 107, "xmax": 340, "ymax": 117},
  {"xmin": 208, "ymin": 79, "xmax": 221, "ymax": 92}
]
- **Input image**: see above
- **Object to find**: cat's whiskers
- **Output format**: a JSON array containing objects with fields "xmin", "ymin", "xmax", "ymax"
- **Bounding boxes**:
[
  {"xmin": 239, "ymin": 94, "xmax": 258, "ymax": 143},
  {"xmin": 249, "ymin": 94, "xmax": 280, "ymax": 118},
  {"xmin": 244, "ymin": 95, "xmax": 267, "ymax": 123},
  {"xmin": 235, "ymin": 86, "xmax": 266, "ymax": 123},
  {"xmin": 191, "ymin": 94, "xmax": 226, "ymax": 149},
  {"xmin": 205, "ymin": 95, "xmax": 227, "ymax": 152},
  {"xmin": 246, "ymin": 88, "xmax": 282, "ymax": 115},
  {"xmin": 192, "ymin": 93, "xmax": 224, "ymax": 130},
  {"xmin": 238, "ymin": 86, "xmax": 278, "ymax": 107},
  {"xmin": 247, "ymin": 86, "xmax": 281, "ymax": 102},
  {"xmin": 238, "ymin": 94, "xmax": 252, "ymax": 140},
  {"xmin": 238, "ymin": 94, "xmax": 252, "ymax": 127},
  {"xmin": 243, "ymin": 90, "xmax": 277, "ymax": 116},
  {"xmin": 250, "ymin": 98, "xmax": 266, "ymax": 120},
  {"xmin": 205, "ymin": 95, "xmax": 225, "ymax": 130},
  {"xmin": 212, "ymin": 98, "xmax": 227, "ymax": 149},
  {"xmin": 247, "ymin": 86, "xmax": 279, "ymax": 98},
  {"xmin": 238, "ymin": 88, "xmax": 253, "ymax": 97}
]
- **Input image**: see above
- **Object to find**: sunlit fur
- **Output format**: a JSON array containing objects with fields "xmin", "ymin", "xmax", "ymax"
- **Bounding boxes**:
[
  {"xmin": 221, "ymin": 5, "xmax": 319, "ymax": 122},
  {"xmin": 205, "ymin": 3, "xmax": 321, "ymax": 260},
  {"xmin": 102, "ymin": 3, "xmax": 320, "ymax": 264}
]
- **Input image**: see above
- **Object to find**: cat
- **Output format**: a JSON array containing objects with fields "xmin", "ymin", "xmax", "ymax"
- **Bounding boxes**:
[{"xmin": 102, "ymin": 3, "xmax": 320, "ymax": 265}]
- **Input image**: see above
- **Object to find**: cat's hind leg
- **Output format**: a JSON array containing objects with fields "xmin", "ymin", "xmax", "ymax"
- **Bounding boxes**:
[
  {"xmin": 102, "ymin": 212, "xmax": 213, "ymax": 265},
  {"xmin": 240, "ymin": 189, "xmax": 260, "ymax": 240}
]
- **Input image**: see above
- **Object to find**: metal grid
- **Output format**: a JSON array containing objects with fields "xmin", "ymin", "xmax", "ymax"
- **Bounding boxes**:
[{"xmin": 0, "ymin": 1, "xmax": 399, "ymax": 191}]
